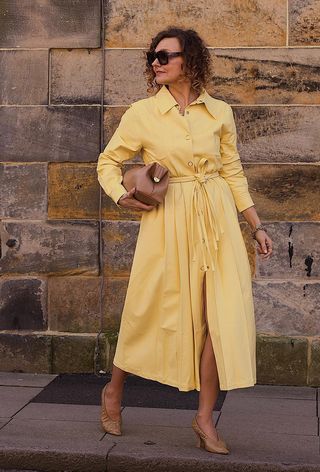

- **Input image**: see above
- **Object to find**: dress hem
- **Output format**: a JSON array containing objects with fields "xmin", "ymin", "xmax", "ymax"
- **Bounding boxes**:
[{"xmin": 113, "ymin": 359, "xmax": 256, "ymax": 392}]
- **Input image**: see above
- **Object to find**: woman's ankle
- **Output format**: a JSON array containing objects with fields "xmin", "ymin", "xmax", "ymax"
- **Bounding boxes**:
[{"xmin": 196, "ymin": 412, "xmax": 214, "ymax": 423}]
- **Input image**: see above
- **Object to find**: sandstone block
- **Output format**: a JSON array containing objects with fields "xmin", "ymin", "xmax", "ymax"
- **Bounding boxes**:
[
  {"xmin": 0, "ymin": 163, "xmax": 47, "ymax": 218},
  {"xmin": 102, "ymin": 277, "xmax": 129, "ymax": 328},
  {"xmin": 0, "ymin": 106, "xmax": 100, "ymax": 162},
  {"xmin": 0, "ymin": 220, "xmax": 99, "ymax": 275},
  {"xmin": 253, "ymin": 280, "xmax": 320, "ymax": 336},
  {"xmin": 0, "ymin": 50, "xmax": 48, "ymax": 105},
  {"xmin": 52, "ymin": 335, "xmax": 98, "ymax": 373},
  {"xmin": 51, "ymin": 49, "xmax": 102, "ymax": 104},
  {"xmin": 101, "ymin": 191, "xmax": 142, "ymax": 221},
  {"xmin": 104, "ymin": 0, "xmax": 286, "ymax": 47},
  {"xmin": 0, "ymin": 278, "xmax": 47, "ymax": 330},
  {"xmin": 212, "ymin": 48, "xmax": 320, "ymax": 104},
  {"xmin": 0, "ymin": 0, "xmax": 100, "ymax": 48},
  {"xmin": 256, "ymin": 222, "xmax": 320, "ymax": 279},
  {"xmin": 48, "ymin": 276, "xmax": 101, "ymax": 332},
  {"xmin": 309, "ymin": 338, "xmax": 320, "ymax": 386},
  {"xmin": 102, "ymin": 221, "xmax": 140, "ymax": 276},
  {"xmin": 0, "ymin": 333, "xmax": 52, "ymax": 373},
  {"xmin": 256, "ymin": 334, "xmax": 308, "ymax": 385},
  {"xmin": 48, "ymin": 162, "xmax": 143, "ymax": 220},
  {"xmin": 245, "ymin": 164, "xmax": 320, "ymax": 220},
  {"xmin": 104, "ymin": 50, "xmax": 146, "ymax": 105},
  {"xmin": 235, "ymin": 106, "xmax": 320, "ymax": 163},
  {"xmin": 48, "ymin": 163, "xmax": 99, "ymax": 219},
  {"xmin": 289, "ymin": 0, "xmax": 320, "ymax": 46}
]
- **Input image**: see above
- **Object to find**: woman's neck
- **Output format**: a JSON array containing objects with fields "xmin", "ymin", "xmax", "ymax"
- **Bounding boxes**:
[{"xmin": 166, "ymin": 83, "xmax": 200, "ymax": 109}]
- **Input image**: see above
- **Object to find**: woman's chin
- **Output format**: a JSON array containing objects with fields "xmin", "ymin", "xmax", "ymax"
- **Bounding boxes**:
[{"xmin": 155, "ymin": 76, "xmax": 169, "ymax": 84}]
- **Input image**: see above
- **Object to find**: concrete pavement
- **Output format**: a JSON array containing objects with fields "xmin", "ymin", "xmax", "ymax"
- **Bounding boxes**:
[{"xmin": 0, "ymin": 372, "xmax": 319, "ymax": 471}]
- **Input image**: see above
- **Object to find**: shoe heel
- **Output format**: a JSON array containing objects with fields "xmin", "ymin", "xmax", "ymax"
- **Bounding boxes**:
[{"xmin": 194, "ymin": 431, "xmax": 204, "ymax": 449}]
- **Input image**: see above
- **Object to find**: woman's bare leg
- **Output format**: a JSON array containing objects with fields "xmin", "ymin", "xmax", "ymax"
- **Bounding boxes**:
[
  {"xmin": 104, "ymin": 365, "xmax": 128, "ymax": 420},
  {"xmin": 196, "ymin": 274, "xmax": 220, "ymax": 440}
]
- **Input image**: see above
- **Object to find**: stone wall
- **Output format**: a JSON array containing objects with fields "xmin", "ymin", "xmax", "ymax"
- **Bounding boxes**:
[{"xmin": 0, "ymin": 0, "xmax": 319, "ymax": 386}]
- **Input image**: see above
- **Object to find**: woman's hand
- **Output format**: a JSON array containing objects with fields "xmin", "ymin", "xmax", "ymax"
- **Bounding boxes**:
[
  {"xmin": 118, "ymin": 187, "xmax": 155, "ymax": 211},
  {"xmin": 254, "ymin": 230, "xmax": 273, "ymax": 260}
]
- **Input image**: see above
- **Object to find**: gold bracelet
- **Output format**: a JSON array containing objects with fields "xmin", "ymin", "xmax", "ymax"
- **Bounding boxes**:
[{"xmin": 251, "ymin": 223, "xmax": 267, "ymax": 239}]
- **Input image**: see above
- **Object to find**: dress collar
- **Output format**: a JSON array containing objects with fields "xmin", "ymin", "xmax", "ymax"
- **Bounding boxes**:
[{"xmin": 155, "ymin": 84, "xmax": 217, "ymax": 119}]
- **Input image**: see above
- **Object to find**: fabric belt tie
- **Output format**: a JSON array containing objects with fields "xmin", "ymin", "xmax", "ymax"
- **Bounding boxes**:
[{"xmin": 169, "ymin": 157, "xmax": 224, "ymax": 272}]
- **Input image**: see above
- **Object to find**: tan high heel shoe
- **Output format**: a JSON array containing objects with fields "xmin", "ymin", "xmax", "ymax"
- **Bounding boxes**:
[
  {"xmin": 191, "ymin": 415, "xmax": 229, "ymax": 454},
  {"xmin": 101, "ymin": 382, "xmax": 122, "ymax": 435}
]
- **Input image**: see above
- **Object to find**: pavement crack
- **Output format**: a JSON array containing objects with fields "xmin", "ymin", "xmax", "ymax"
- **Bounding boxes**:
[{"xmin": 105, "ymin": 441, "xmax": 117, "ymax": 472}]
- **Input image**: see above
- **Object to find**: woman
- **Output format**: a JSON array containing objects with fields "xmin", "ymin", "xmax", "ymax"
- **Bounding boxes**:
[{"xmin": 96, "ymin": 27, "xmax": 272, "ymax": 454}]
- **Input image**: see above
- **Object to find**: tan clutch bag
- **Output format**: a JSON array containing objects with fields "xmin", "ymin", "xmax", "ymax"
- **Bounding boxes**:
[{"xmin": 122, "ymin": 162, "xmax": 170, "ymax": 206}]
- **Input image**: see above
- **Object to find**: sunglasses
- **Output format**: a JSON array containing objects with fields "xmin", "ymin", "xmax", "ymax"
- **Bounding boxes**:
[{"xmin": 146, "ymin": 50, "xmax": 183, "ymax": 66}]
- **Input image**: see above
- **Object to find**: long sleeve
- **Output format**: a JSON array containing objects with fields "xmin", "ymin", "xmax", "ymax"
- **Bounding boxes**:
[
  {"xmin": 219, "ymin": 104, "xmax": 254, "ymax": 213},
  {"xmin": 96, "ymin": 103, "xmax": 143, "ymax": 205}
]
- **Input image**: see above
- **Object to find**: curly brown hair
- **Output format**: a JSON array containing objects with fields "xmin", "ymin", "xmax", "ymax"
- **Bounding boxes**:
[{"xmin": 143, "ymin": 27, "xmax": 212, "ymax": 95}]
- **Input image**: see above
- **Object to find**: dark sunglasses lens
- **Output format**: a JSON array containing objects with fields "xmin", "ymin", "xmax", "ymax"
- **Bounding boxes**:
[
  {"xmin": 157, "ymin": 51, "xmax": 168, "ymax": 65},
  {"xmin": 146, "ymin": 51, "xmax": 169, "ymax": 66},
  {"xmin": 146, "ymin": 51, "xmax": 155, "ymax": 65}
]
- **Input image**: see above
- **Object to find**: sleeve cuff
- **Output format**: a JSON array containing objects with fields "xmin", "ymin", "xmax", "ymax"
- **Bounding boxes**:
[
  {"xmin": 236, "ymin": 198, "xmax": 255, "ymax": 213},
  {"xmin": 110, "ymin": 185, "xmax": 128, "ymax": 208}
]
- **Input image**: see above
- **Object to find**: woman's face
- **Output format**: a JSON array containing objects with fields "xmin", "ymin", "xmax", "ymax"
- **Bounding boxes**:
[{"xmin": 152, "ymin": 37, "xmax": 186, "ymax": 86}]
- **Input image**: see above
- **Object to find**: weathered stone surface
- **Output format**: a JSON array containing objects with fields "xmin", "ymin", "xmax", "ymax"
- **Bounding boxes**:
[
  {"xmin": 48, "ymin": 276, "xmax": 101, "ymax": 332},
  {"xmin": 0, "ymin": 278, "xmax": 47, "ymax": 330},
  {"xmin": 211, "ymin": 48, "xmax": 320, "ymax": 104},
  {"xmin": 48, "ymin": 162, "xmax": 143, "ymax": 220},
  {"xmin": 0, "ymin": 106, "xmax": 100, "ymax": 162},
  {"xmin": 0, "ymin": 220, "xmax": 99, "ymax": 275},
  {"xmin": 256, "ymin": 222, "xmax": 320, "ymax": 279},
  {"xmin": 48, "ymin": 163, "xmax": 99, "ymax": 219},
  {"xmin": 103, "ymin": 106, "xmax": 128, "ymax": 142},
  {"xmin": 309, "ymin": 338, "xmax": 320, "ymax": 386},
  {"xmin": 104, "ymin": 50, "xmax": 147, "ymax": 105},
  {"xmin": 52, "ymin": 335, "xmax": 98, "ymax": 373},
  {"xmin": 51, "ymin": 49, "xmax": 102, "ymax": 104},
  {"xmin": 103, "ymin": 277, "xmax": 129, "ymax": 328},
  {"xmin": 256, "ymin": 334, "xmax": 308, "ymax": 385},
  {"xmin": 102, "ymin": 221, "xmax": 140, "ymax": 276},
  {"xmin": 289, "ymin": 0, "xmax": 320, "ymax": 46},
  {"xmin": 253, "ymin": 281, "xmax": 320, "ymax": 336},
  {"xmin": 0, "ymin": 0, "xmax": 101, "ymax": 48},
  {"xmin": 104, "ymin": 0, "xmax": 287, "ymax": 47},
  {"xmin": 0, "ymin": 334, "xmax": 52, "ymax": 373},
  {"xmin": 244, "ymin": 164, "xmax": 320, "ymax": 220},
  {"xmin": 235, "ymin": 106, "xmax": 320, "ymax": 163},
  {"xmin": 0, "ymin": 163, "xmax": 47, "ymax": 218},
  {"xmin": 0, "ymin": 50, "xmax": 48, "ymax": 105},
  {"xmin": 101, "ymin": 191, "xmax": 142, "ymax": 221}
]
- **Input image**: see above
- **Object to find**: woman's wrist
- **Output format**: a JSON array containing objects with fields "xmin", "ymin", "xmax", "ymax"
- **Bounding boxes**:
[{"xmin": 251, "ymin": 223, "xmax": 267, "ymax": 240}]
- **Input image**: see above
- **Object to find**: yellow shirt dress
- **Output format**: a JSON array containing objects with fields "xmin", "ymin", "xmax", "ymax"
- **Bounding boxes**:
[{"xmin": 97, "ymin": 84, "xmax": 257, "ymax": 392}]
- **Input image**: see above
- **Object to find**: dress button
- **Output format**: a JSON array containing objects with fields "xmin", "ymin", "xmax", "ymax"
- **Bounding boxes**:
[
  {"xmin": 200, "ymin": 265, "xmax": 209, "ymax": 271},
  {"xmin": 188, "ymin": 161, "xmax": 193, "ymax": 166},
  {"xmin": 186, "ymin": 134, "xmax": 190, "ymax": 140}
]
